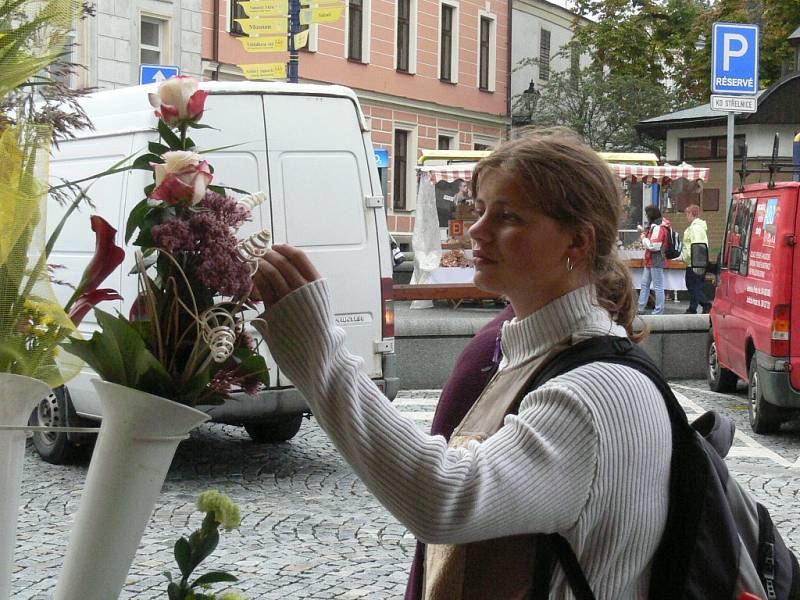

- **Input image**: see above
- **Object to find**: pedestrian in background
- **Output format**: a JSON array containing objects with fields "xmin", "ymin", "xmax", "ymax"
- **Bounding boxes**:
[
  {"xmin": 638, "ymin": 205, "xmax": 668, "ymax": 315},
  {"xmin": 253, "ymin": 128, "xmax": 671, "ymax": 599},
  {"xmin": 682, "ymin": 204, "xmax": 712, "ymax": 314}
]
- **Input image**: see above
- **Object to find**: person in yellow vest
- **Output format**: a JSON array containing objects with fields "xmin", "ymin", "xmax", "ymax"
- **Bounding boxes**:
[
  {"xmin": 682, "ymin": 204, "xmax": 712, "ymax": 314},
  {"xmin": 253, "ymin": 128, "xmax": 671, "ymax": 599}
]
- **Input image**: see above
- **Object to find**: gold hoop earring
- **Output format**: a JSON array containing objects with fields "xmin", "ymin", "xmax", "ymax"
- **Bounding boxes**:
[{"xmin": 566, "ymin": 257, "xmax": 574, "ymax": 272}]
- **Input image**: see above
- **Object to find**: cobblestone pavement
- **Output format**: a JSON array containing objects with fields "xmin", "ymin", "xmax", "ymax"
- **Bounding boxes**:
[{"xmin": 13, "ymin": 381, "xmax": 800, "ymax": 599}]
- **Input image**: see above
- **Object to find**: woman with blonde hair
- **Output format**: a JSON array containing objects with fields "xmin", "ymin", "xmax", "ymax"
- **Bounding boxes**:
[{"xmin": 253, "ymin": 128, "xmax": 671, "ymax": 599}]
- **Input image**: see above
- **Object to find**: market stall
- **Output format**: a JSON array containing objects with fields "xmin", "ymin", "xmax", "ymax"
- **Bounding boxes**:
[
  {"xmin": 408, "ymin": 164, "xmax": 480, "ymax": 306},
  {"xmin": 408, "ymin": 160, "xmax": 711, "ymax": 303},
  {"xmin": 611, "ymin": 162, "xmax": 710, "ymax": 293}
]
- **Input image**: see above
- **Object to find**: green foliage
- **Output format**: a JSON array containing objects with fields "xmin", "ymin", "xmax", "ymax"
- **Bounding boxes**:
[
  {"xmin": 570, "ymin": 0, "xmax": 800, "ymax": 105},
  {"xmin": 516, "ymin": 48, "xmax": 672, "ymax": 153},
  {"xmin": 517, "ymin": 0, "xmax": 800, "ymax": 151},
  {"xmin": 60, "ymin": 308, "xmax": 172, "ymax": 392}
]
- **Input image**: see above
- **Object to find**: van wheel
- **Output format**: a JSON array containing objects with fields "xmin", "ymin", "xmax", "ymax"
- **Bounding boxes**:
[
  {"xmin": 707, "ymin": 335, "xmax": 738, "ymax": 392},
  {"xmin": 244, "ymin": 415, "xmax": 303, "ymax": 443},
  {"xmin": 748, "ymin": 361, "xmax": 782, "ymax": 434},
  {"xmin": 30, "ymin": 387, "xmax": 79, "ymax": 464}
]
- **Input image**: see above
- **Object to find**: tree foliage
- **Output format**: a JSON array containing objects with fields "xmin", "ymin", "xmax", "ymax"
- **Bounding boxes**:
[
  {"xmin": 515, "ymin": 51, "xmax": 672, "ymax": 153},
  {"xmin": 515, "ymin": 0, "xmax": 800, "ymax": 152}
]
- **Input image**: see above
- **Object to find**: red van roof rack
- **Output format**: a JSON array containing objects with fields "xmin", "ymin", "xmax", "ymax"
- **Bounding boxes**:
[{"xmin": 738, "ymin": 133, "xmax": 800, "ymax": 191}]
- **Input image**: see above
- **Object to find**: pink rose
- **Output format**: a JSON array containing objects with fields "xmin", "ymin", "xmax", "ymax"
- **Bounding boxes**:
[
  {"xmin": 150, "ymin": 150, "xmax": 213, "ymax": 206},
  {"xmin": 148, "ymin": 75, "xmax": 208, "ymax": 127}
]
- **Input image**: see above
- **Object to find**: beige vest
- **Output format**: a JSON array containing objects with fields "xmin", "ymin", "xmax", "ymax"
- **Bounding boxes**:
[{"xmin": 423, "ymin": 340, "xmax": 572, "ymax": 600}]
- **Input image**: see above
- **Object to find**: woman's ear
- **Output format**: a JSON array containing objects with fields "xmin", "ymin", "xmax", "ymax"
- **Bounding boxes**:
[{"xmin": 569, "ymin": 224, "xmax": 595, "ymax": 265}]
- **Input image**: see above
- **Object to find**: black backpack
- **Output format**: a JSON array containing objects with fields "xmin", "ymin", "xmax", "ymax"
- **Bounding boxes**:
[
  {"xmin": 662, "ymin": 223, "xmax": 683, "ymax": 260},
  {"xmin": 526, "ymin": 336, "xmax": 800, "ymax": 600}
]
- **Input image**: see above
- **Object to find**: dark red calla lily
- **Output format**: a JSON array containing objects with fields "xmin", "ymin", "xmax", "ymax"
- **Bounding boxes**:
[
  {"xmin": 69, "ymin": 289, "xmax": 124, "ymax": 326},
  {"xmin": 66, "ymin": 216, "xmax": 125, "ymax": 312}
]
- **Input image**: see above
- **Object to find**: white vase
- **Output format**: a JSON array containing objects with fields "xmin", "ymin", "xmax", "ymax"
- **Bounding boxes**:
[
  {"xmin": 54, "ymin": 380, "xmax": 209, "ymax": 600},
  {"xmin": 0, "ymin": 373, "xmax": 50, "ymax": 600}
]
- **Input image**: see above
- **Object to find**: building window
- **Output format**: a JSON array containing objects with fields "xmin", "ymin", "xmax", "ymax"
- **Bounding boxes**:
[
  {"xmin": 680, "ymin": 135, "xmax": 746, "ymax": 161},
  {"xmin": 393, "ymin": 130, "xmax": 409, "ymax": 210},
  {"xmin": 397, "ymin": 0, "xmax": 410, "ymax": 72},
  {"xmin": 140, "ymin": 17, "xmax": 165, "ymax": 64},
  {"xmin": 230, "ymin": 0, "xmax": 245, "ymax": 36},
  {"xmin": 479, "ymin": 17, "xmax": 491, "ymax": 90},
  {"xmin": 474, "ymin": 142, "xmax": 492, "ymax": 151},
  {"xmin": 348, "ymin": 0, "xmax": 363, "ymax": 61},
  {"xmin": 539, "ymin": 28, "xmax": 551, "ymax": 81},
  {"xmin": 570, "ymin": 44, "xmax": 580, "ymax": 82},
  {"xmin": 440, "ymin": 4, "xmax": 454, "ymax": 82},
  {"xmin": 438, "ymin": 135, "xmax": 453, "ymax": 150}
]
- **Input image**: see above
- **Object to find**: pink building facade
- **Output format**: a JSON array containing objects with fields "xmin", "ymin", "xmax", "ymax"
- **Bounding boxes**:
[{"xmin": 201, "ymin": 0, "xmax": 510, "ymax": 240}]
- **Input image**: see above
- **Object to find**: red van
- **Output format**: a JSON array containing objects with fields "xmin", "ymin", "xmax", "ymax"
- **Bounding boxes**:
[{"xmin": 707, "ymin": 181, "xmax": 800, "ymax": 433}]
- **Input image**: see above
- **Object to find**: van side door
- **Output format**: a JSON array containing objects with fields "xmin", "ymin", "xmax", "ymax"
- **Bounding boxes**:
[
  {"xmin": 718, "ymin": 197, "xmax": 758, "ymax": 378},
  {"xmin": 263, "ymin": 94, "xmax": 384, "ymax": 385}
]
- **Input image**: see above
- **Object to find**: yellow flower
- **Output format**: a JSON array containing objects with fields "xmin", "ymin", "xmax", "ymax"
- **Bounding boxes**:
[{"xmin": 196, "ymin": 490, "xmax": 241, "ymax": 531}]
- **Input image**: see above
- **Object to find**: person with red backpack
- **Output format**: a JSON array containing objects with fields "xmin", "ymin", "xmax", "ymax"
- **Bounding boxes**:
[{"xmin": 638, "ymin": 205, "xmax": 670, "ymax": 315}]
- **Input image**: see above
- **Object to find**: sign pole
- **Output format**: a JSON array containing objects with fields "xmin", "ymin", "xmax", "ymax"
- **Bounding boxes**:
[
  {"xmin": 725, "ymin": 112, "xmax": 735, "ymax": 224},
  {"xmin": 711, "ymin": 21, "xmax": 760, "ymax": 224},
  {"xmin": 287, "ymin": 0, "xmax": 300, "ymax": 83}
]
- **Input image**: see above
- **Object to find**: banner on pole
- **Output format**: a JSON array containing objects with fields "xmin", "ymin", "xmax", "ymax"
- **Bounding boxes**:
[
  {"xmin": 293, "ymin": 29, "xmax": 310, "ymax": 49},
  {"xmin": 239, "ymin": 63, "xmax": 288, "ymax": 80},
  {"xmin": 235, "ymin": 17, "xmax": 288, "ymax": 35},
  {"xmin": 238, "ymin": 36, "xmax": 289, "ymax": 52},
  {"xmin": 300, "ymin": 6, "xmax": 344, "ymax": 24},
  {"xmin": 238, "ymin": 0, "xmax": 288, "ymax": 17}
]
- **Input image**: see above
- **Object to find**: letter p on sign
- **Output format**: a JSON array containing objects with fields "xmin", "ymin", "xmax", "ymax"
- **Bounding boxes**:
[
  {"xmin": 723, "ymin": 33, "xmax": 748, "ymax": 70},
  {"xmin": 711, "ymin": 22, "xmax": 759, "ymax": 96}
]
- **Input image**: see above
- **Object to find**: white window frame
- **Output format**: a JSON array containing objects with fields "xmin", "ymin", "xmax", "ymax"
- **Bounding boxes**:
[
  {"xmin": 438, "ymin": 0, "xmax": 459, "ymax": 84},
  {"xmin": 394, "ymin": 0, "xmax": 418, "ymax": 74},
  {"xmin": 437, "ymin": 130, "xmax": 457, "ymax": 150},
  {"xmin": 477, "ymin": 10, "xmax": 496, "ymax": 92},
  {"xmin": 393, "ymin": 124, "xmax": 418, "ymax": 211},
  {"xmin": 345, "ymin": 0, "xmax": 371, "ymax": 63},
  {"xmin": 473, "ymin": 134, "xmax": 498, "ymax": 151},
  {"xmin": 139, "ymin": 13, "xmax": 171, "ymax": 65}
]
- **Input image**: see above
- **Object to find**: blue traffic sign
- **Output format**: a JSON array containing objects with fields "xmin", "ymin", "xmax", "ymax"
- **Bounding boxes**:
[
  {"xmin": 139, "ymin": 64, "xmax": 180, "ymax": 85},
  {"xmin": 373, "ymin": 148, "xmax": 389, "ymax": 168},
  {"xmin": 712, "ymin": 22, "xmax": 759, "ymax": 95}
]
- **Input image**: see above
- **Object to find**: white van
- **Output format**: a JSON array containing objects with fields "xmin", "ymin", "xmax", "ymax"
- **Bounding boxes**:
[{"xmin": 34, "ymin": 81, "xmax": 398, "ymax": 463}]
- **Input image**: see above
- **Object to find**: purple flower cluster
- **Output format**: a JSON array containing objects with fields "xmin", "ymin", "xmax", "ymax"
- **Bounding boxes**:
[{"xmin": 151, "ymin": 191, "xmax": 254, "ymax": 296}]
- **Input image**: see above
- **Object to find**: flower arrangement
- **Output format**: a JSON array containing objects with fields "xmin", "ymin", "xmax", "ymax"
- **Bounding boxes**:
[
  {"xmin": 164, "ymin": 490, "xmax": 249, "ymax": 600},
  {"xmin": 0, "ymin": 0, "xmax": 121, "ymax": 387},
  {"xmin": 61, "ymin": 76, "xmax": 269, "ymax": 406}
]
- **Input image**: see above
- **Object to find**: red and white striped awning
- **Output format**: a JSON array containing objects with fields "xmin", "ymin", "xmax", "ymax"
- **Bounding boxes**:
[
  {"xmin": 419, "ymin": 162, "xmax": 710, "ymax": 186},
  {"xmin": 609, "ymin": 163, "xmax": 709, "ymax": 184},
  {"xmin": 419, "ymin": 164, "xmax": 477, "ymax": 184}
]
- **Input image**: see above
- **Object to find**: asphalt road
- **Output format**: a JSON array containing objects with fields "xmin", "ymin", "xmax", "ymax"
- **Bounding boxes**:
[{"xmin": 13, "ymin": 380, "xmax": 800, "ymax": 599}]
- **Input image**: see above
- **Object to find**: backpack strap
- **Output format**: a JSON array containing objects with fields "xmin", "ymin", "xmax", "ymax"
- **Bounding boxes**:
[{"xmin": 525, "ymin": 336, "xmax": 690, "ymax": 600}]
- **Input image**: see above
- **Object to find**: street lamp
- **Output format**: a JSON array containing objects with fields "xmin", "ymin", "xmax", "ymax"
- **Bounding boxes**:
[{"xmin": 513, "ymin": 80, "xmax": 540, "ymax": 127}]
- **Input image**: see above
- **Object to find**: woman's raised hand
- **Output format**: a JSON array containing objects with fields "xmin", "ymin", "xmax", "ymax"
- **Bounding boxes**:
[{"xmin": 253, "ymin": 244, "xmax": 322, "ymax": 307}]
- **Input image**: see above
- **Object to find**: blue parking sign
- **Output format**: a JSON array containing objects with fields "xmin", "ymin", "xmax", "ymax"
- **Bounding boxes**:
[
  {"xmin": 712, "ymin": 23, "xmax": 759, "ymax": 95},
  {"xmin": 140, "ymin": 64, "xmax": 180, "ymax": 85}
]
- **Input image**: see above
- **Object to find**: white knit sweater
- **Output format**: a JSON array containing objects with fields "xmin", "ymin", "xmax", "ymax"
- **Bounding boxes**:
[{"xmin": 259, "ymin": 281, "xmax": 672, "ymax": 599}]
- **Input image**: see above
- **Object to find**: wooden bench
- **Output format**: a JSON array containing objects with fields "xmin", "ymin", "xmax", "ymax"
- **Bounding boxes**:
[{"xmin": 392, "ymin": 283, "xmax": 500, "ymax": 302}]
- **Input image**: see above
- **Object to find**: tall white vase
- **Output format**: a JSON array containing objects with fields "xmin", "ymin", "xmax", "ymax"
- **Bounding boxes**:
[
  {"xmin": 0, "ymin": 373, "xmax": 50, "ymax": 600},
  {"xmin": 54, "ymin": 380, "xmax": 209, "ymax": 600}
]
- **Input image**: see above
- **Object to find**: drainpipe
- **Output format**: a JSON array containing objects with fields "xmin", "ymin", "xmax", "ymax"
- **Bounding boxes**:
[
  {"xmin": 212, "ymin": 0, "xmax": 221, "ymax": 80},
  {"xmin": 506, "ymin": 0, "xmax": 513, "ymax": 136},
  {"xmin": 794, "ymin": 132, "xmax": 800, "ymax": 182}
]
